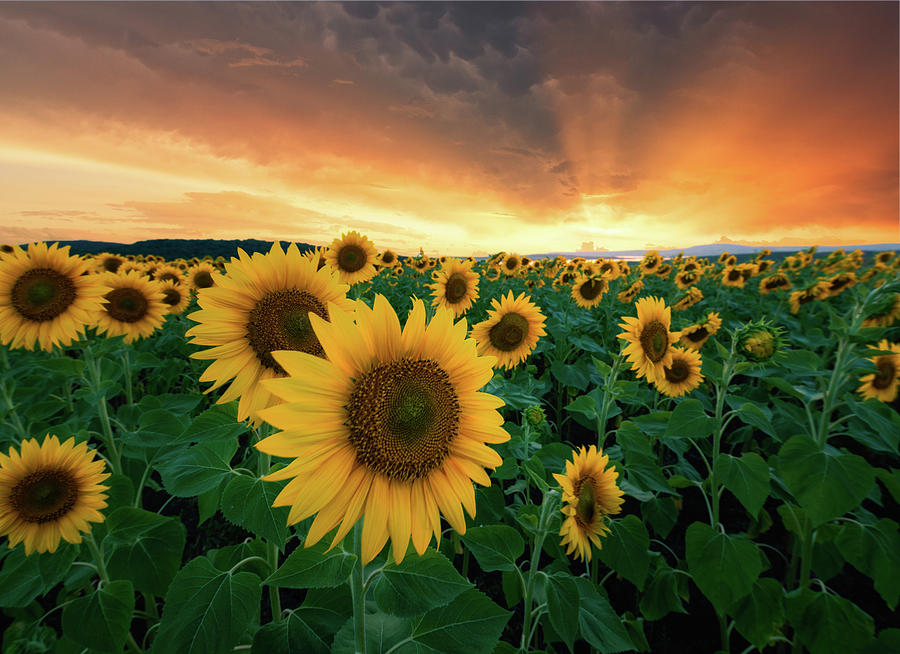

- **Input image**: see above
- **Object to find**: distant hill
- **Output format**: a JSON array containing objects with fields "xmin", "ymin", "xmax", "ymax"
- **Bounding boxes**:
[
  {"xmin": 529, "ymin": 242, "xmax": 900, "ymax": 260},
  {"xmin": 53, "ymin": 238, "xmax": 312, "ymax": 260}
]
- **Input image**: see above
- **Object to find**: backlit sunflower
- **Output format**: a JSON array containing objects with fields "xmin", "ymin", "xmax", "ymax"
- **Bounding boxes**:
[
  {"xmin": 158, "ymin": 279, "xmax": 190, "ymax": 315},
  {"xmin": 378, "ymin": 249, "xmax": 400, "ymax": 269},
  {"xmin": 429, "ymin": 259, "xmax": 480, "ymax": 317},
  {"xmin": 553, "ymin": 445, "xmax": 624, "ymax": 563},
  {"xmin": 679, "ymin": 311, "xmax": 722, "ymax": 350},
  {"xmin": 187, "ymin": 262, "xmax": 219, "ymax": 291},
  {"xmin": 617, "ymin": 279, "xmax": 643, "ymax": 304},
  {"xmin": 721, "ymin": 266, "xmax": 745, "ymax": 288},
  {"xmin": 95, "ymin": 271, "xmax": 167, "ymax": 344},
  {"xmin": 187, "ymin": 242, "xmax": 354, "ymax": 424},
  {"xmin": 256, "ymin": 296, "xmax": 509, "ymax": 565},
  {"xmin": 326, "ymin": 231, "xmax": 378, "ymax": 285},
  {"xmin": 470, "ymin": 291, "xmax": 547, "ymax": 370},
  {"xmin": 654, "ymin": 347, "xmax": 703, "ymax": 397},
  {"xmin": 857, "ymin": 340, "xmax": 900, "ymax": 402},
  {"xmin": 618, "ymin": 296, "xmax": 681, "ymax": 383},
  {"xmin": 788, "ymin": 282, "xmax": 830, "ymax": 314},
  {"xmin": 671, "ymin": 287, "xmax": 703, "ymax": 312},
  {"xmin": 674, "ymin": 269, "xmax": 700, "ymax": 289},
  {"xmin": 0, "ymin": 435, "xmax": 109, "ymax": 556},
  {"xmin": 0, "ymin": 242, "xmax": 106, "ymax": 351},
  {"xmin": 500, "ymin": 253, "xmax": 522, "ymax": 277},
  {"xmin": 571, "ymin": 274, "xmax": 608, "ymax": 309},
  {"xmin": 822, "ymin": 272, "xmax": 857, "ymax": 298},
  {"xmin": 862, "ymin": 293, "xmax": 900, "ymax": 328},
  {"xmin": 640, "ymin": 251, "xmax": 661, "ymax": 275},
  {"xmin": 759, "ymin": 273, "xmax": 792, "ymax": 294}
]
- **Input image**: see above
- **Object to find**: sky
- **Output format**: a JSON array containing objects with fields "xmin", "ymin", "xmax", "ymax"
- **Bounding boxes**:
[{"xmin": 0, "ymin": 1, "xmax": 897, "ymax": 257}]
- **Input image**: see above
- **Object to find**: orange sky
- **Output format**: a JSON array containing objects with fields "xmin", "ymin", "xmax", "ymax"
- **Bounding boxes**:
[{"xmin": 0, "ymin": 2, "xmax": 897, "ymax": 256}]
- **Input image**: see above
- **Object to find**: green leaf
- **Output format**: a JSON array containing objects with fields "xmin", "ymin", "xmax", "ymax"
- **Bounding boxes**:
[
  {"xmin": 665, "ymin": 399, "xmax": 715, "ymax": 439},
  {"xmin": 546, "ymin": 573, "xmax": 580, "ymax": 652},
  {"xmin": 298, "ymin": 585, "xmax": 352, "ymax": 636},
  {"xmin": 834, "ymin": 519, "xmax": 900, "ymax": 610},
  {"xmin": 152, "ymin": 556, "xmax": 261, "ymax": 654},
  {"xmin": 220, "ymin": 474, "xmax": 290, "ymax": 548},
  {"xmin": 639, "ymin": 563, "xmax": 686, "ymax": 621},
  {"xmin": 846, "ymin": 398, "xmax": 900, "ymax": 453},
  {"xmin": 128, "ymin": 409, "xmax": 191, "ymax": 447},
  {"xmin": 597, "ymin": 514, "xmax": 650, "ymax": 590},
  {"xmin": 685, "ymin": 522, "xmax": 764, "ymax": 615},
  {"xmin": 777, "ymin": 435, "xmax": 874, "ymax": 526},
  {"xmin": 373, "ymin": 549, "xmax": 473, "ymax": 616},
  {"xmin": 0, "ymin": 543, "xmax": 77, "ymax": 607},
  {"xmin": 263, "ymin": 540, "xmax": 357, "ymax": 589},
  {"xmin": 786, "ymin": 588, "xmax": 874, "ymax": 654},
  {"xmin": 61, "ymin": 579, "xmax": 135, "ymax": 653},
  {"xmin": 138, "ymin": 392, "xmax": 203, "ymax": 415},
  {"xmin": 642, "ymin": 496, "xmax": 679, "ymax": 539},
  {"xmin": 175, "ymin": 403, "xmax": 249, "ymax": 444},
  {"xmin": 565, "ymin": 393, "xmax": 598, "ymax": 421},
  {"xmin": 157, "ymin": 439, "xmax": 238, "ymax": 497},
  {"xmin": 552, "ymin": 358, "xmax": 591, "ymax": 391},
  {"xmin": 716, "ymin": 452, "xmax": 770, "ymax": 517},
  {"xmin": 875, "ymin": 468, "xmax": 900, "ymax": 504},
  {"xmin": 251, "ymin": 610, "xmax": 331, "ymax": 654},
  {"xmin": 574, "ymin": 577, "xmax": 635, "ymax": 653},
  {"xmin": 330, "ymin": 612, "xmax": 411, "ymax": 654},
  {"xmin": 408, "ymin": 588, "xmax": 511, "ymax": 654},
  {"xmin": 734, "ymin": 402, "xmax": 777, "ymax": 437},
  {"xmin": 731, "ymin": 578, "xmax": 785, "ymax": 651},
  {"xmin": 460, "ymin": 525, "xmax": 525, "ymax": 572},
  {"xmin": 103, "ymin": 507, "xmax": 186, "ymax": 596}
]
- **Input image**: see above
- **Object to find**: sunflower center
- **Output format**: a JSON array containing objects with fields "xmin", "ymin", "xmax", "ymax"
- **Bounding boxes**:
[
  {"xmin": 162, "ymin": 289, "xmax": 182, "ymax": 306},
  {"xmin": 578, "ymin": 279, "xmax": 604, "ymax": 301},
  {"xmin": 158, "ymin": 272, "xmax": 180, "ymax": 284},
  {"xmin": 505, "ymin": 258, "xmax": 519, "ymax": 270},
  {"xmin": 873, "ymin": 359, "xmax": 896, "ymax": 390},
  {"xmin": 574, "ymin": 478, "xmax": 597, "ymax": 526},
  {"xmin": 664, "ymin": 358, "xmax": 690, "ymax": 383},
  {"xmin": 685, "ymin": 326, "xmax": 709, "ymax": 343},
  {"xmin": 727, "ymin": 269, "xmax": 741, "ymax": 281},
  {"xmin": 640, "ymin": 320, "xmax": 668, "ymax": 362},
  {"xmin": 11, "ymin": 268, "xmax": 77, "ymax": 322},
  {"xmin": 382, "ymin": 252, "xmax": 396, "ymax": 265},
  {"xmin": 193, "ymin": 270, "xmax": 214, "ymax": 288},
  {"xmin": 444, "ymin": 274, "xmax": 469, "ymax": 304},
  {"xmin": 489, "ymin": 312, "xmax": 529, "ymax": 352},
  {"xmin": 10, "ymin": 468, "xmax": 79, "ymax": 524},
  {"xmin": 346, "ymin": 358, "xmax": 459, "ymax": 481},
  {"xmin": 246, "ymin": 289, "xmax": 328, "ymax": 373},
  {"xmin": 104, "ymin": 288, "xmax": 148, "ymax": 323},
  {"xmin": 102, "ymin": 257, "xmax": 123, "ymax": 273},
  {"xmin": 338, "ymin": 245, "xmax": 366, "ymax": 272}
]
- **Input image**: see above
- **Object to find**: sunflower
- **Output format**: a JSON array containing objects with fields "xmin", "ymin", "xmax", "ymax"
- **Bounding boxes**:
[
  {"xmin": 412, "ymin": 257, "xmax": 431, "ymax": 274},
  {"xmin": 553, "ymin": 445, "xmax": 624, "ymax": 563},
  {"xmin": 429, "ymin": 259, "xmax": 480, "ymax": 317},
  {"xmin": 158, "ymin": 279, "xmax": 190, "ymax": 315},
  {"xmin": 378, "ymin": 249, "xmax": 400, "ymax": 269},
  {"xmin": 679, "ymin": 312, "xmax": 722, "ymax": 350},
  {"xmin": 0, "ymin": 242, "xmax": 106, "ymax": 351},
  {"xmin": 500, "ymin": 253, "xmax": 522, "ymax": 277},
  {"xmin": 0, "ymin": 244, "xmax": 14, "ymax": 256},
  {"xmin": 153, "ymin": 264, "xmax": 184, "ymax": 286},
  {"xmin": 788, "ymin": 282, "xmax": 830, "ymax": 314},
  {"xmin": 325, "ymin": 231, "xmax": 378, "ymax": 285},
  {"xmin": 617, "ymin": 279, "xmax": 643, "ymax": 304},
  {"xmin": 95, "ymin": 271, "xmax": 167, "ymax": 343},
  {"xmin": 571, "ymin": 274, "xmax": 608, "ymax": 309},
  {"xmin": 94, "ymin": 252, "xmax": 125, "ymax": 274},
  {"xmin": 187, "ymin": 262, "xmax": 219, "ymax": 291},
  {"xmin": 862, "ymin": 293, "xmax": 900, "ymax": 328},
  {"xmin": 874, "ymin": 251, "xmax": 895, "ymax": 268},
  {"xmin": 655, "ymin": 263, "xmax": 673, "ymax": 279},
  {"xmin": 721, "ymin": 266, "xmax": 745, "ymax": 288},
  {"xmin": 654, "ymin": 347, "xmax": 704, "ymax": 397},
  {"xmin": 823, "ymin": 272, "xmax": 857, "ymax": 298},
  {"xmin": 470, "ymin": 292, "xmax": 547, "ymax": 370},
  {"xmin": 640, "ymin": 251, "xmax": 661, "ymax": 275},
  {"xmin": 717, "ymin": 252, "xmax": 731, "ymax": 265},
  {"xmin": 759, "ymin": 273, "xmax": 792, "ymax": 294},
  {"xmin": 0, "ymin": 435, "xmax": 109, "ymax": 556},
  {"xmin": 672, "ymin": 287, "xmax": 703, "ymax": 312},
  {"xmin": 256, "ymin": 296, "xmax": 509, "ymax": 565},
  {"xmin": 756, "ymin": 259, "xmax": 775, "ymax": 274},
  {"xmin": 723, "ymin": 255, "xmax": 738, "ymax": 268},
  {"xmin": 857, "ymin": 340, "xmax": 900, "ymax": 402},
  {"xmin": 674, "ymin": 269, "xmax": 700, "ymax": 289},
  {"xmin": 617, "ymin": 296, "xmax": 681, "ymax": 383},
  {"xmin": 593, "ymin": 259, "xmax": 620, "ymax": 281}
]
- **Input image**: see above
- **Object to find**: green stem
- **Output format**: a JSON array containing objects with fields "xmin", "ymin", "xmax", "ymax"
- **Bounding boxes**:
[
  {"xmin": 520, "ymin": 489, "xmax": 557, "ymax": 653},
  {"xmin": 84, "ymin": 351, "xmax": 123, "ymax": 476},
  {"xmin": 710, "ymin": 341, "xmax": 736, "ymax": 529},
  {"xmin": 349, "ymin": 521, "xmax": 367, "ymax": 654},
  {"xmin": 133, "ymin": 461, "xmax": 153, "ymax": 508},
  {"xmin": 268, "ymin": 541, "xmax": 282, "ymax": 622},
  {"xmin": 0, "ymin": 379, "xmax": 27, "ymax": 439},
  {"xmin": 719, "ymin": 613, "xmax": 730, "ymax": 654},
  {"xmin": 596, "ymin": 351, "xmax": 622, "ymax": 450},
  {"xmin": 84, "ymin": 532, "xmax": 109, "ymax": 585},
  {"xmin": 122, "ymin": 351, "xmax": 133, "ymax": 406},
  {"xmin": 815, "ymin": 337, "xmax": 848, "ymax": 448}
]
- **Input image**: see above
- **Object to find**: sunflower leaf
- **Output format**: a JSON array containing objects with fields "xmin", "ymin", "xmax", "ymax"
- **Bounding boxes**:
[
  {"xmin": 731, "ymin": 577, "xmax": 785, "ymax": 651},
  {"xmin": 574, "ymin": 576, "xmax": 635, "ymax": 653},
  {"xmin": 460, "ymin": 525, "xmax": 525, "ymax": 572},
  {"xmin": 103, "ymin": 507, "xmax": 186, "ymax": 596},
  {"xmin": 263, "ymin": 540, "xmax": 357, "ymax": 589},
  {"xmin": 220, "ymin": 474, "xmax": 290, "ymax": 548},
  {"xmin": 785, "ymin": 588, "xmax": 874, "ymax": 654},
  {"xmin": 372, "ymin": 549, "xmax": 473, "ymax": 616},
  {"xmin": 174, "ymin": 403, "xmax": 249, "ymax": 444},
  {"xmin": 61, "ymin": 579, "xmax": 135, "ymax": 653},
  {"xmin": 716, "ymin": 452, "xmax": 770, "ymax": 517},
  {"xmin": 0, "ymin": 543, "xmax": 78, "ymax": 607},
  {"xmin": 156, "ymin": 439, "xmax": 238, "ymax": 497},
  {"xmin": 834, "ymin": 518, "xmax": 900, "ymax": 610},
  {"xmin": 546, "ymin": 573, "xmax": 580, "ymax": 652},
  {"xmin": 597, "ymin": 514, "xmax": 651, "ymax": 590},
  {"xmin": 251, "ymin": 610, "xmax": 332, "ymax": 654},
  {"xmin": 408, "ymin": 588, "xmax": 511, "ymax": 654},
  {"xmin": 665, "ymin": 399, "xmax": 715, "ymax": 439}
]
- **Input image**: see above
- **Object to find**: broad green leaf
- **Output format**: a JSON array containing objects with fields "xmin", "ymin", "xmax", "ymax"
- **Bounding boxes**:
[
  {"xmin": 716, "ymin": 452, "xmax": 770, "ymax": 516},
  {"xmin": 546, "ymin": 573, "xmax": 579, "ymax": 652},
  {"xmin": 298, "ymin": 586, "xmax": 353, "ymax": 636},
  {"xmin": 731, "ymin": 578, "xmax": 784, "ymax": 651},
  {"xmin": 61, "ymin": 579, "xmax": 135, "ymax": 653},
  {"xmin": 846, "ymin": 398, "xmax": 900, "ymax": 453},
  {"xmin": 330, "ymin": 612, "xmax": 412, "ymax": 654},
  {"xmin": 104, "ymin": 507, "xmax": 186, "ymax": 596},
  {"xmin": 786, "ymin": 588, "xmax": 874, "ymax": 654},
  {"xmin": 152, "ymin": 556, "xmax": 261, "ymax": 654},
  {"xmin": 565, "ymin": 393, "xmax": 598, "ymax": 421},
  {"xmin": 639, "ymin": 563, "xmax": 686, "ymax": 621},
  {"xmin": 373, "ymin": 549, "xmax": 472, "ymax": 616},
  {"xmin": 251, "ymin": 610, "xmax": 331, "ymax": 654},
  {"xmin": 875, "ymin": 468, "xmax": 900, "ymax": 504},
  {"xmin": 777, "ymin": 435, "xmax": 874, "ymax": 526},
  {"xmin": 408, "ymin": 588, "xmax": 511, "ymax": 654},
  {"xmin": 862, "ymin": 629, "xmax": 900, "ymax": 654},
  {"xmin": 460, "ymin": 525, "xmax": 524, "ymax": 572},
  {"xmin": 220, "ymin": 474, "xmax": 290, "ymax": 548},
  {"xmin": 157, "ymin": 439, "xmax": 238, "ymax": 497},
  {"xmin": 597, "ymin": 514, "xmax": 650, "ymax": 590},
  {"xmin": 0, "ymin": 543, "xmax": 77, "ymax": 607},
  {"xmin": 263, "ymin": 540, "xmax": 356, "ymax": 589},
  {"xmin": 617, "ymin": 423, "xmax": 673, "ymax": 496},
  {"xmin": 665, "ymin": 399, "xmax": 715, "ymax": 439},
  {"xmin": 174, "ymin": 403, "xmax": 249, "ymax": 444},
  {"xmin": 552, "ymin": 358, "xmax": 591, "ymax": 391},
  {"xmin": 574, "ymin": 577, "xmax": 635, "ymax": 653},
  {"xmin": 834, "ymin": 519, "xmax": 900, "ymax": 609},
  {"xmin": 129, "ymin": 409, "xmax": 191, "ymax": 447},
  {"xmin": 138, "ymin": 392, "xmax": 203, "ymax": 415},
  {"xmin": 642, "ymin": 496, "xmax": 679, "ymax": 539},
  {"xmin": 685, "ymin": 522, "xmax": 764, "ymax": 615},
  {"xmin": 735, "ymin": 402, "xmax": 777, "ymax": 437}
]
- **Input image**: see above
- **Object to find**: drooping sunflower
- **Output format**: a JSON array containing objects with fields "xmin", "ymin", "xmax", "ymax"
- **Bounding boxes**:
[
  {"xmin": 0, "ymin": 242, "xmax": 107, "ymax": 351},
  {"xmin": 654, "ymin": 347, "xmax": 704, "ymax": 397},
  {"xmin": 679, "ymin": 311, "xmax": 722, "ymax": 350},
  {"xmin": 571, "ymin": 274, "xmax": 608, "ymax": 309},
  {"xmin": 822, "ymin": 272, "xmax": 857, "ymax": 298},
  {"xmin": 617, "ymin": 296, "xmax": 681, "ymax": 383},
  {"xmin": 325, "ymin": 231, "xmax": 378, "ymax": 285},
  {"xmin": 640, "ymin": 251, "xmax": 661, "ymax": 275},
  {"xmin": 470, "ymin": 291, "xmax": 547, "ymax": 370},
  {"xmin": 759, "ymin": 273, "xmax": 792, "ymax": 294},
  {"xmin": 0, "ymin": 435, "xmax": 109, "ymax": 556},
  {"xmin": 857, "ymin": 340, "xmax": 900, "ymax": 402},
  {"xmin": 553, "ymin": 445, "xmax": 624, "ymax": 563},
  {"xmin": 655, "ymin": 263, "xmax": 673, "ymax": 279},
  {"xmin": 95, "ymin": 271, "xmax": 167, "ymax": 344},
  {"xmin": 187, "ymin": 262, "xmax": 219, "ymax": 291},
  {"xmin": 874, "ymin": 251, "xmax": 896, "ymax": 268},
  {"xmin": 186, "ymin": 242, "xmax": 355, "ymax": 424},
  {"xmin": 500, "ymin": 253, "xmax": 523, "ymax": 277},
  {"xmin": 671, "ymin": 286, "xmax": 703, "ymax": 312},
  {"xmin": 717, "ymin": 252, "xmax": 731, "ymax": 265},
  {"xmin": 617, "ymin": 279, "xmax": 643, "ymax": 304},
  {"xmin": 674, "ymin": 269, "xmax": 700, "ymax": 289},
  {"xmin": 158, "ymin": 279, "xmax": 191, "ymax": 315},
  {"xmin": 721, "ymin": 266, "xmax": 745, "ymax": 288},
  {"xmin": 593, "ymin": 259, "xmax": 620, "ymax": 281},
  {"xmin": 256, "ymin": 295, "xmax": 509, "ymax": 565},
  {"xmin": 788, "ymin": 282, "xmax": 830, "ymax": 314},
  {"xmin": 862, "ymin": 293, "xmax": 900, "ymax": 328},
  {"xmin": 429, "ymin": 259, "xmax": 480, "ymax": 317}
]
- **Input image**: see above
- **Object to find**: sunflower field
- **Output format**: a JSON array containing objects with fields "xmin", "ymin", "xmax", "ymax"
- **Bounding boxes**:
[{"xmin": 1, "ymin": 237, "xmax": 899, "ymax": 654}]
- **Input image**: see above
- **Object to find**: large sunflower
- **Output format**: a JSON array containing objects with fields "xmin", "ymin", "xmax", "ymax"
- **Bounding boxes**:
[
  {"xmin": 640, "ymin": 251, "xmax": 661, "ymax": 275},
  {"xmin": 617, "ymin": 296, "xmax": 681, "ymax": 383},
  {"xmin": 187, "ymin": 262, "xmax": 219, "ymax": 291},
  {"xmin": 0, "ymin": 435, "xmax": 109, "ymax": 555},
  {"xmin": 325, "ymin": 231, "xmax": 378, "ymax": 285},
  {"xmin": 159, "ymin": 279, "xmax": 191, "ymax": 315},
  {"xmin": 429, "ymin": 258, "xmax": 480, "ymax": 317},
  {"xmin": 571, "ymin": 274, "xmax": 608, "ymax": 309},
  {"xmin": 256, "ymin": 295, "xmax": 509, "ymax": 565},
  {"xmin": 95, "ymin": 271, "xmax": 167, "ymax": 344},
  {"xmin": 470, "ymin": 291, "xmax": 547, "ymax": 370},
  {"xmin": 500, "ymin": 253, "xmax": 523, "ymax": 277},
  {"xmin": 186, "ymin": 242, "xmax": 354, "ymax": 424},
  {"xmin": 0, "ymin": 242, "xmax": 106, "ymax": 351},
  {"xmin": 553, "ymin": 445, "xmax": 624, "ymax": 563},
  {"xmin": 857, "ymin": 340, "xmax": 900, "ymax": 402},
  {"xmin": 654, "ymin": 347, "xmax": 704, "ymax": 397}
]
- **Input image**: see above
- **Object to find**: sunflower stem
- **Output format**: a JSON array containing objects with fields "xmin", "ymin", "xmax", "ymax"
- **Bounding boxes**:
[
  {"xmin": 253, "ymin": 425, "xmax": 282, "ymax": 623},
  {"xmin": 349, "ymin": 521, "xmax": 367, "ymax": 654},
  {"xmin": 710, "ymin": 336, "xmax": 737, "ymax": 529},
  {"xmin": 83, "ymin": 348, "xmax": 123, "ymax": 476},
  {"xmin": 596, "ymin": 351, "xmax": 622, "ymax": 450},
  {"xmin": 520, "ymin": 488, "xmax": 557, "ymax": 653},
  {"xmin": 0, "ymin": 378, "xmax": 27, "ymax": 440},
  {"xmin": 84, "ymin": 532, "xmax": 110, "ymax": 586},
  {"xmin": 121, "ymin": 350, "xmax": 133, "ymax": 406}
]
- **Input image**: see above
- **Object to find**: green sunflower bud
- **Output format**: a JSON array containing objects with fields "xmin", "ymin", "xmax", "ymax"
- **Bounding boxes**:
[
  {"xmin": 735, "ymin": 319, "xmax": 785, "ymax": 363},
  {"xmin": 523, "ymin": 405, "xmax": 546, "ymax": 427}
]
